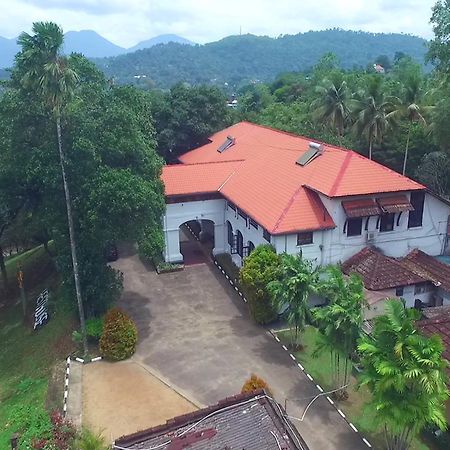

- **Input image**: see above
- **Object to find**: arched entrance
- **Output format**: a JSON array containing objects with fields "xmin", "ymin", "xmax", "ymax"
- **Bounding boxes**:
[{"xmin": 179, "ymin": 219, "xmax": 215, "ymax": 265}]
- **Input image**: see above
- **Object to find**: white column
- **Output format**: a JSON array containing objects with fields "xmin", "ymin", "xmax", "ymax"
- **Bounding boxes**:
[
  {"xmin": 164, "ymin": 228, "xmax": 183, "ymax": 263},
  {"xmin": 212, "ymin": 223, "xmax": 226, "ymax": 256}
]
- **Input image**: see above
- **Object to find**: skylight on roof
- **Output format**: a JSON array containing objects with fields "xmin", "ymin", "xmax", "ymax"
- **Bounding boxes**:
[
  {"xmin": 296, "ymin": 142, "xmax": 324, "ymax": 166},
  {"xmin": 217, "ymin": 135, "xmax": 235, "ymax": 153}
]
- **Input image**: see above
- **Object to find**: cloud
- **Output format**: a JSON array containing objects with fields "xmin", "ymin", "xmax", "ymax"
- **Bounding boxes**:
[{"xmin": 0, "ymin": 0, "xmax": 437, "ymax": 47}]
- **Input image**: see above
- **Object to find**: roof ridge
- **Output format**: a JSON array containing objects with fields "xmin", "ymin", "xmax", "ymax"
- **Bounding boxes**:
[
  {"xmin": 166, "ymin": 159, "xmax": 245, "ymax": 168},
  {"xmin": 328, "ymin": 151, "xmax": 353, "ymax": 197},
  {"xmin": 272, "ymin": 184, "xmax": 305, "ymax": 233}
]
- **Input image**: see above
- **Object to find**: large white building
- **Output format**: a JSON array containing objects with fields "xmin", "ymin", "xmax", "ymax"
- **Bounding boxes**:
[{"xmin": 162, "ymin": 122, "xmax": 450, "ymax": 275}]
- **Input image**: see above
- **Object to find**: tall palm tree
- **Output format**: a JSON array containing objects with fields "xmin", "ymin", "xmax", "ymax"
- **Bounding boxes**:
[
  {"xmin": 17, "ymin": 22, "xmax": 88, "ymax": 355},
  {"xmin": 398, "ymin": 74, "xmax": 426, "ymax": 175},
  {"xmin": 352, "ymin": 76, "xmax": 398, "ymax": 159},
  {"xmin": 313, "ymin": 267, "xmax": 365, "ymax": 399},
  {"xmin": 311, "ymin": 74, "xmax": 350, "ymax": 137},
  {"xmin": 268, "ymin": 254, "xmax": 319, "ymax": 349},
  {"xmin": 358, "ymin": 300, "xmax": 449, "ymax": 450}
]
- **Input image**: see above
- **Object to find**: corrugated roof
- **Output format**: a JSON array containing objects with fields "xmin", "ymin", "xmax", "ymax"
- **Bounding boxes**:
[
  {"xmin": 163, "ymin": 122, "xmax": 424, "ymax": 234},
  {"xmin": 114, "ymin": 391, "xmax": 308, "ymax": 450}
]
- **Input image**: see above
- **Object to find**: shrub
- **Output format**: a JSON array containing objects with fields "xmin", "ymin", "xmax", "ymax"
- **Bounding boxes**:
[
  {"xmin": 74, "ymin": 428, "xmax": 110, "ymax": 450},
  {"xmin": 241, "ymin": 374, "xmax": 273, "ymax": 397},
  {"xmin": 99, "ymin": 308, "xmax": 138, "ymax": 361},
  {"xmin": 239, "ymin": 245, "xmax": 280, "ymax": 324},
  {"xmin": 85, "ymin": 317, "xmax": 104, "ymax": 342}
]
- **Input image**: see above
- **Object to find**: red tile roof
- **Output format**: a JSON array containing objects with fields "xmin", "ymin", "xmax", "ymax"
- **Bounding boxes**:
[
  {"xmin": 402, "ymin": 249, "xmax": 450, "ymax": 292},
  {"xmin": 341, "ymin": 247, "xmax": 426, "ymax": 290},
  {"xmin": 162, "ymin": 122, "xmax": 424, "ymax": 234}
]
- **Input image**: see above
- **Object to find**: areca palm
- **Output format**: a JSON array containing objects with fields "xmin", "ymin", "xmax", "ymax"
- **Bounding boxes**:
[
  {"xmin": 313, "ymin": 267, "xmax": 365, "ymax": 399},
  {"xmin": 352, "ymin": 76, "xmax": 398, "ymax": 159},
  {"xmin": 311, "ymin": 74, "xmax": 350, "ymax": 136},
  {"xmin": 17, "ymin": 22, "xmax": 88, "ymax": 355},
  {"xmin": 268, "ymin": 254, "xmax": 319, "ymax": 349},
  {"xmin": 358, "ymin": 300, "xmax": 449, "ymax": 450}
]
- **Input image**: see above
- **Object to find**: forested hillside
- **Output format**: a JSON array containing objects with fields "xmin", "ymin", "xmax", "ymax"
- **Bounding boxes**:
[{"xmin": 95, "ymin": 29, "xmax": 428, "ymax": 88}]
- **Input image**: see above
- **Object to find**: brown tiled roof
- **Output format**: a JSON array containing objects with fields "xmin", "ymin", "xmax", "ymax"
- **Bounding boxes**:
[
  {"xmin": 114, "ymin": 390, "xmax": 308, "ymax": 450},
  {"xmin": 402, "ymin": 249, "xmax": 450, "ymax": 292},
  {"xmin": 341, "ymin": 247, "xmax": 426, "ymax": 290},
  {"xmin": 342, "ymin": 198, "xmax": 381, "ymax": 218},
  {"xmin": 418, "ymin": 306, "xmax": 450, "ymax": 368},
  {"xmin": 377, "ymin": 195, "xmax": 414, "ymax": 213}
]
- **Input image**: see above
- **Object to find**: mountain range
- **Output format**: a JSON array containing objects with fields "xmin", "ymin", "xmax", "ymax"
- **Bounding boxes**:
[
  {"xmin": 94, "ymin": 29, "xmax": 429, "ymax": 89},
  {"xmin": 0, "ymin": 30, "xmax": 194, "ymax": 68}
]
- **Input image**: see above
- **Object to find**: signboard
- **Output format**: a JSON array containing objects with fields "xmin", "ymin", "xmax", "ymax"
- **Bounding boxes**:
[{"xmin": 34, "ymin": 289, "xmax": 49, "ymax": 330}]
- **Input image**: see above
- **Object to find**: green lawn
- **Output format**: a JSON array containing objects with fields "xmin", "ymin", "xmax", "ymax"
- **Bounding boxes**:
[
  {"xmin": 276, "ymin": 326, "xmax": 429, "ymax": 450},
  {"xmin": 0, "ymin": 246, "xmax": 75, "ymax": 448}
]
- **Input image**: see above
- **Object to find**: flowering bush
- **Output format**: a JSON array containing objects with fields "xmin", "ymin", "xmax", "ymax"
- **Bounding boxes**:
[{"xmin": 241, "ymin": 374, "xmax": 273, "ymax": 397}]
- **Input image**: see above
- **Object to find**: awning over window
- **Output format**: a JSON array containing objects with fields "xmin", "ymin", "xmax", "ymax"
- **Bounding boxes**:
[
  {"xmin": 377, "ymin": 195, "xmax": 414, "ymax": 214},
  {"xmin": 342, "ymin": 198, "xmax": 381, "ymax": 218}
]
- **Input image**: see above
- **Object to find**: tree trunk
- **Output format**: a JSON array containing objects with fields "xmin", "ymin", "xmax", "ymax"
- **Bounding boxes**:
[
  {"xmin": 56, "ymin": 116, "xmax": 88, "ymax": 357},
  {"xmin": 0, "ymin": 245, "xmax": 7, "ymax": 289},
  {"xmin": 368, "ymin": 136, "xmax": 373, "ymax": 160},
  {"xmin": 402, "ymin": 125, "xmax": 411, "ymax": 176}
]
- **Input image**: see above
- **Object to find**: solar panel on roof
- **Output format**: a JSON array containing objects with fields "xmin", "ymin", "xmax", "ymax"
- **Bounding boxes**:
[
  {"xmin": 296, "ymin": 142, "xmax": 324, "ymax": 166},
  {"xmin": 217, "ymin": 135, "xmax": 235, "ymax": 153}
]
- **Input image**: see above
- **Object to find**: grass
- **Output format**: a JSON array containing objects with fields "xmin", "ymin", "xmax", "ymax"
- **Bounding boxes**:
[
  {"xmin": 0, "ymin": 246, "xmax": 75, "ymax": 449},
  {"xmin": 276, "ymin": 326, "xmax": 429, "ymax": 450}
]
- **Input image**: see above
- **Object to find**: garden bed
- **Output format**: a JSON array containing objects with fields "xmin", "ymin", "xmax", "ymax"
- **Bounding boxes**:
[{"xmin": 155, "ymin": 261, "xmax": 184, "ymax": 274}]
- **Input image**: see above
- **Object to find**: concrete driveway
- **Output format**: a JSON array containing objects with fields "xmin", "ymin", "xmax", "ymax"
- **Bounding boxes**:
[{"xmin": 114, "ymin": 243, "xmax": 368, "ymax": 450}]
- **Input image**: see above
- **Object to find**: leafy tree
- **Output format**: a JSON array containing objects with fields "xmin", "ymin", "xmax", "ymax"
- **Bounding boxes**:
[
  {"xmin": 239, "ymin": 244, "xmax": 280, "ymax": 324},
  {"xmin": 415, "ymin": 152, "xmax": 450, "ymax": 197},
  {"xmin": 311, "ymin": 73, "xmax": 350, "ymax": 136},
  {"xmin": 268, "ymin": 254, "xmax": 319, "ymax": 349},
  {"xmin": 15, "ymin": 22, "xmax": 88, "ymax": 354},
  {"xmin": 312, "ymin": 267, "xmax": 365, "ymax": 399},
  {"xmin": 150, "ymin": 84, "xmax": 231, "ymax": 161},
  {"xmin": 428, "ymin": 0, "xmax": 450, "ymax": 73},
  {"xmin": 352, "ymin": 75, "xmax": 398, "ymax": 159},
  {"xmin": 358, "ymin": 300, "xmax": 449, "ymax": 450}
]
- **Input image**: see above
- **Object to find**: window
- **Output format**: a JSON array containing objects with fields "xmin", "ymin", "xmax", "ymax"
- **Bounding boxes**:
[
  {"xmin": 414, "ymin": 283, "xmax": 431, "ymax": 295},
  {"xmin": 395, "ymin": 287, "xmax": 404, "ymax": 297},
  {"xmin": 263, "ymin": 229, "xmax": 271, "ymax": 242},
  {"xmin": 347, "ymin": 218, "xmax": 362, "ymax": 237},
  {"xmin": 249, "ymin": 218, "xmax": 258, "ymax": 230},
  {"xmin": 248, "ymin": 241, "xmax": 255, "ymax": 255},
  {"xmin": 408, "ymin": 191, "xmax": 425, "ymax": 228},
  {"xmin": 297, "ymin": 232, "xmax": 313, "ymax": 246},
  {"xmin": 380, "ymin": 213, "xmax": 395, "ymax": 232},
  {"xmin": 236, "ymin": 230, "xmax": 244, "ymax": 257},
  {"xmin": 227, "ymin": 221, "xmax": 233, "ymax": 246}
]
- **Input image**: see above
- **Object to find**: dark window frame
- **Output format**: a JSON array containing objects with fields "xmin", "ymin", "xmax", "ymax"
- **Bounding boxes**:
[
  {"xmin": 297, "ymin": 232, "xmax": 313, "ymax": 246},
  {"xmin": 263, "ymin": 229, "xmax": 271, "ymax": 242},
  {"xmin": 346, "ymin": 218, "xmax": 363, "ymax": 237},
  {"xmin": 249, "ymin": 218, "xmax": 258, "ymax": 230},
  {"xmin": 395, "ymin": 287, "xmax": 404, "ymax": 297},
  {"xmin": 408, "ymin": 191, "xmax": 425, "ymax": 228},
  {"xmin": 236, "ymin": 230, "xmax": 244, "ymax": 257},
  {"xmin": 380, "ymin": 213, "xmax": 395, "ymax": 232},
  {"xmin": 227, "ymin": 221, "xmax": 233, "ymax": 246}
]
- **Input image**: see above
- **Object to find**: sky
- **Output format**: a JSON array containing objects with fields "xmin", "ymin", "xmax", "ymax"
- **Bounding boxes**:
[{"xmin": 0, "ymin": 0, "xmax": 438, "ymax": 47}]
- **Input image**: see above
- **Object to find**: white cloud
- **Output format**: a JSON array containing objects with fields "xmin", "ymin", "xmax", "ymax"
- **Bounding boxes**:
[{"xmin": 0, "ymin": 0, "xmax": 437, "ymax": 47}]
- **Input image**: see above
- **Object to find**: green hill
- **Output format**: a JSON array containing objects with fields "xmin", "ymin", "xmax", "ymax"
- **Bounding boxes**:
[{"xmin": 94, "ymin": 29, "xmax": 429, "ymax": 88}]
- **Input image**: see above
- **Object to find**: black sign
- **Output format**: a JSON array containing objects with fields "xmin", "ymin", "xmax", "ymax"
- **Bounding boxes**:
[{"xmin": 34, "ymin": 289, "xmax": 49, "ymax": 330}]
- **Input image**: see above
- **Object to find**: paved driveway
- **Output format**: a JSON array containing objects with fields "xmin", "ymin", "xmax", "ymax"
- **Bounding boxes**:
[{"xmin": 114, "ymin": 243, "xmax": 368, "ymax": 450}]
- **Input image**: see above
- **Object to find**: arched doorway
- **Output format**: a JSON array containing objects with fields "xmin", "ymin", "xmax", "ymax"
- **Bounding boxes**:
[{"xmin": 179, "ymin": 219, "xmax": 215, "ymax": 265}]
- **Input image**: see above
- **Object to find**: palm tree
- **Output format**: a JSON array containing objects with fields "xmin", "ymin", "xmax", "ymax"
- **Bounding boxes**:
[
  {"xmin": 268, "ymin": 254, "xmax": 319, "ymax": 350},
  {"xmin": 311, "ymin": 74, "xmax": 350, "ymax": 137},
  {"xmin": 17, "ymin": 22, "xmax": 88, "ymax": 355},
  {"xmin": 352, "ymin": 76, "xmax": 398, "ymax": 159},
  {"xmin": 358, "ymin": 300, "xmax": 449, "ymax": 450},
  {"xmin": 313, "ymin": 267, "xmax": 365, "ymax": 399},
  {"xmin": 398, "ymin": 74, "xmax": 426, "ymax": 175}
]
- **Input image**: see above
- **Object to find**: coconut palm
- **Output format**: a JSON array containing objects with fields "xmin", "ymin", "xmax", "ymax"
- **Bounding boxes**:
[
  {"xmin": 311, "ymin": 74, "xmax": 351, "ymax": 137},
  {"xmin": 268, "ymin": 254, "xmax": 319, "ymax": 349},
  {"xmin": 313, "ymin": 266, "xmax": 365, "ymax": 399},
  {"xmin": 398, "ymin": 74, "xmax": 427, "ymax": 175},
  {"xmin": 352, "ymin": 76, "xmax": 398, "ymax": 159},
  {"xmin": 17, "ymin": 22, "xmax": 87, "ymax": 355},
  {"xmin": 358, "ymin": 299, "xmax": 449, "ymax": 450}
]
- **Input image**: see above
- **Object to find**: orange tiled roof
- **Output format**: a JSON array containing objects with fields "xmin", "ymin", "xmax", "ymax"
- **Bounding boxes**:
[{"xmin": 162, "ymin": 122, "xmax": 424, "ymax": 234}]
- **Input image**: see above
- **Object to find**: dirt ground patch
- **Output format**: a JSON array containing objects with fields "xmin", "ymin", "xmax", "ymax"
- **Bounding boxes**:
[{"xmin": 82, "ymin": 361, "xmax": 197, "ymax": 442}]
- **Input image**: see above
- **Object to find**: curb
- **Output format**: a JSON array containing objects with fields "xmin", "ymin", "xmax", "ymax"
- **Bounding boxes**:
[
  {"xmin": 269, "ymin": 329, "xmax": 372, "ymax": 448},
  {"xmin": 74, "ymin": 356, "xmax": 102, "ymax": 364},
  {"xmin": 213, "ymin": 257, "xmax": 372, "ymax": 449},
  {"xmin": 63, "ymin": 356, "xmax": 70, "ymax": 416}
]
